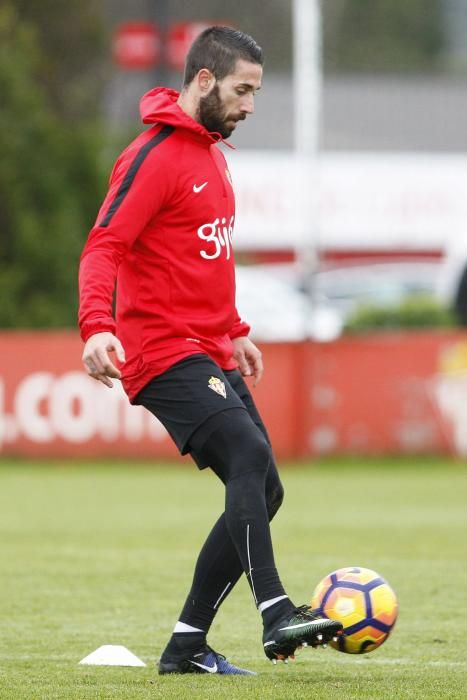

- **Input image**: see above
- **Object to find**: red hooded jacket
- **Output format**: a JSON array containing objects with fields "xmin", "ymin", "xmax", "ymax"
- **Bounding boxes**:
[{"xmin": 78, "ymin": 87, "xmax": 250, "ymax": 401}]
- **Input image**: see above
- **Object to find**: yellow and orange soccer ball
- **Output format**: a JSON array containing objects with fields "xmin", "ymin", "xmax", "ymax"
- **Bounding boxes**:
[{"xmin": 311, "ymin": 566, "xmax": 398, "ymax": 654}]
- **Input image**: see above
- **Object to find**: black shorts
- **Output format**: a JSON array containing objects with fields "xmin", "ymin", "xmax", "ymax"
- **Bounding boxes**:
[{"xmin": 133, "ymin": 353, "xmax": 270, "ymax": 463}]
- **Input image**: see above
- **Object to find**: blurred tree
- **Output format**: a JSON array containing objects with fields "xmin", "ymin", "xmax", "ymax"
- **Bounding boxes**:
[
  {"xmin": 324, "ymin": 0, "xmax": 445, "ymax": 72},
  {"xmin": 0, "ymin": 3, "xmax": 105, "ymax": 328},
  {"xmin": 14, "ymin": 0, "xmax": 108, "ymax": 122}
]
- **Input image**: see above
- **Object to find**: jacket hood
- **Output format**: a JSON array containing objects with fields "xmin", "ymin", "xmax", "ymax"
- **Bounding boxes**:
[{"xmin": 140, "ymin": 87, "xmax": 219, "ymax": 145}]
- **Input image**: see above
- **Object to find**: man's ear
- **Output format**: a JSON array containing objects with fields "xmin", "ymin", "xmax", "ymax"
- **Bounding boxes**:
[{"xmin": 197, "ymin": 68, "xmax": 216, "ymax": 94}]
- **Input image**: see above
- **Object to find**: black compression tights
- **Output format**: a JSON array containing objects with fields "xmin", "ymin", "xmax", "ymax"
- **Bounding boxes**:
[{"xmin": 177, "ymin": 408, "xmax": 286, "ymax": 632}]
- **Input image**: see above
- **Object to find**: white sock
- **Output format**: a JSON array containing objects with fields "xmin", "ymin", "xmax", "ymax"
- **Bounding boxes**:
[
  {"xmin": 173, "ymin": 621, "xmax": 204, "ymax": 634},
  {"xmin": 258, "ymin": 595, "xmax": 289, "ymax": 613}
]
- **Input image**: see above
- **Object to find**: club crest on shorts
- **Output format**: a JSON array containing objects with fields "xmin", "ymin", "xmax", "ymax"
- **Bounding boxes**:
[{"xmin": 208, "ymin": 376, "xmax": 227, "ymax": 399}]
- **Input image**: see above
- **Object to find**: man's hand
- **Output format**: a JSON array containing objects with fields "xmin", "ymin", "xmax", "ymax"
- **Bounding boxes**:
[
  {"xmin": 232, "ymin": 336, "xmax": 263, "ymax": 386},
  {"xmin": 82, "ymin": 332, "xmax": 126, "ymax": 388}
]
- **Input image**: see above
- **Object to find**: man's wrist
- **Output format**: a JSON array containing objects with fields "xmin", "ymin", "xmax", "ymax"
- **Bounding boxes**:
[
  {"xmin": 80, "ymin": 320, "xmax": 116, "ymax": 343},
  {"xmin": 229, "ymin": 322, "xmax": 251, "ymax": 340}
]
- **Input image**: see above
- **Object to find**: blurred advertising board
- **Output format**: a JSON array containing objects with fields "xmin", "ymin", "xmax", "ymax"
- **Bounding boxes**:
[
  {"xmin": 2, "ymin": 332, "xmax": 467, "ymax": 460},
  {"xmin": 112, "ymin": 22, "xmax": 161, "ymax": 70},
  {"xmin": 112, "ymin": 20, "xmax": 231, "ymax": 71},
  {"xmin": 229, "ymin": 152, "xmax": 467, "ymax": 253},
  {"xmin": 0, "ymin": 333, "xmax": 177, "ymax": 459}
]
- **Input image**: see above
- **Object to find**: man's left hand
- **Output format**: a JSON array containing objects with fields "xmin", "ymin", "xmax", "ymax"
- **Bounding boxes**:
[{"xmin": 232, "ymin": 336, "xmax": 263, "ymax": 386}]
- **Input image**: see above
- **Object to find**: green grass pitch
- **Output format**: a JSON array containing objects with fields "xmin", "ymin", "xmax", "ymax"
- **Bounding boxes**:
[{"xmin": 1, "ymin": 456, "xmax": 466, "ymax": 699}]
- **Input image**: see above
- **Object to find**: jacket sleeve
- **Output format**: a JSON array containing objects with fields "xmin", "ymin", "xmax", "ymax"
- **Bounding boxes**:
[
  {"xmin": 229, "ymin": 309, "xmax": 251, "ymax": 339},
  {"xmin": 78, "ymin": 138, "xmax": 173, "ymax": 342}
]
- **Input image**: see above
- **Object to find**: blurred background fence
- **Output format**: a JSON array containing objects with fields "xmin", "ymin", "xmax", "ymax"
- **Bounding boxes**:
[{"xmin": 2, "ymin": 0, "xmax": 467, "ymax": 459}]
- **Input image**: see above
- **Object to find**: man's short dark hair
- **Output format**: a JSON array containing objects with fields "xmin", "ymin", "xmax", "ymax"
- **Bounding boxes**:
[{"xmin": 183, "ymin": 26, "xmax": 263, "ymax": 87}]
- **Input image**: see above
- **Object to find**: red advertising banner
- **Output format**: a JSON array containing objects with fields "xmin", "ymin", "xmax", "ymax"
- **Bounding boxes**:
[
  {"xmin": 112, "ymin": 22, "xmax": 161, "ymax": 70},
  {"xmin": 303, "ymin": 333, "xmax": 464, "ymax": 457},
  {"xmin": 0, "ymin": 333, "xmax": 300, "ymax": 460},
  {"xmin": 1, "ymin": 331, "xmax": 466, "ymax": 460}
]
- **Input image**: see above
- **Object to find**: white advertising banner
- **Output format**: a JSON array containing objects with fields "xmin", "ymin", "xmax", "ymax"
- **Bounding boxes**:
[
  {"xmin": 228, "ymin": 151, "xmax": 317, "ymax": 249},
  {"xmin": 228, "ymin": 151, "xmax": 467, "ymax": 251}
]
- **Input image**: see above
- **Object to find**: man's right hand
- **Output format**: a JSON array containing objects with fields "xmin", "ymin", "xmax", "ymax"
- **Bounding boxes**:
[{"xmin": 82, "ymin": 332, "xmax": 126, "ymax": 388}]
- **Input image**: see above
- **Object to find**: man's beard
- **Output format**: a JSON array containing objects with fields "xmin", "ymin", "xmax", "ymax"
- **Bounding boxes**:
[{"xmin": 198, "ymin": 85, "xmax": 243, "ymax": 139}]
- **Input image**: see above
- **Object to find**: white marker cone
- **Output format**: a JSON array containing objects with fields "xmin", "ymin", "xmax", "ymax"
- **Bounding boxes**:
[{"xmin": 79, "ymin": 645, "xmax": 146, "ymax": 667}]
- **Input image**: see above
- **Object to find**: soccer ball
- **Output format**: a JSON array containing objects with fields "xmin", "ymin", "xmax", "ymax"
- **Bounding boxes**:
[{"xmin": 311, "ymin": 566, "xmax": 398, "ymax": 654}]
